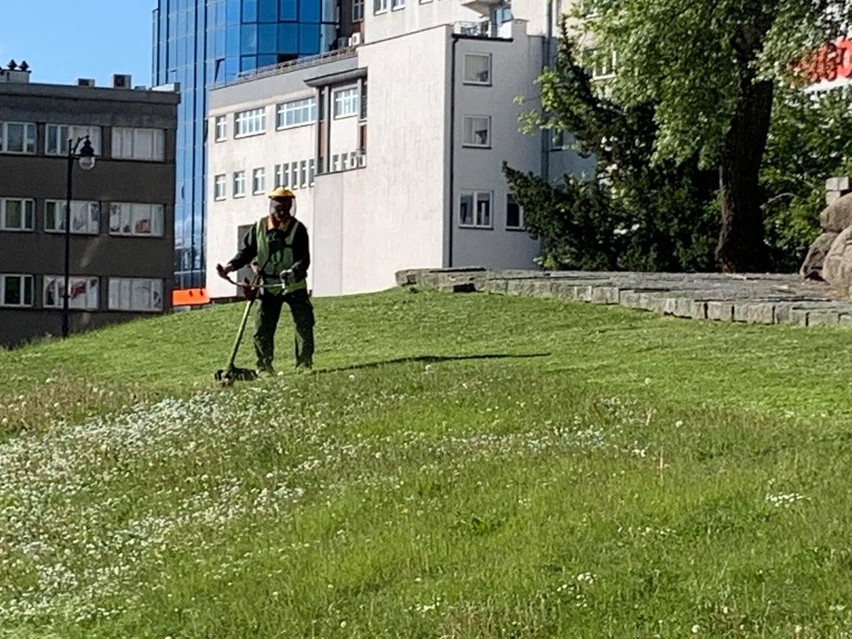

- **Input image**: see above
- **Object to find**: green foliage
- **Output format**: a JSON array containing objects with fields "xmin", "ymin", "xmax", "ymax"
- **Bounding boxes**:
[
  {"xmin": 504, "ymin": 36, "xmax": 719, "ymax": 272},
  {"xmin": 762, "ymin": 86, "xmax": 852, "ymax": 271},
  {"xmin": 586, "ymin": 0, "xmax": 843, "ymax": 166},
  {"xmin": 5, "ymin": 291, "xmax": 852, "ymax": 636}
]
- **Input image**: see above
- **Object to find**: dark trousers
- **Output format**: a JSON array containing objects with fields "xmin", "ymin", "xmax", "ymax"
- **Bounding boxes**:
[{"xmin": 254, "ymin": 288, "xmax": 315, "ymax": 371}]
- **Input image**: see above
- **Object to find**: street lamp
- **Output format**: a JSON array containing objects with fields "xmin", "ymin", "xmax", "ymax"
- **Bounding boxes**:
[{"xmin": 62, "ymin": 135, "xmax": 96, "ymax": 339}]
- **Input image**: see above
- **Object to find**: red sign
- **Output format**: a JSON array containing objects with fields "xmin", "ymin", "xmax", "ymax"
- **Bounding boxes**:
[{"xmin": 801, "ymin": 38, "xmax": 852, "ymax": 84}]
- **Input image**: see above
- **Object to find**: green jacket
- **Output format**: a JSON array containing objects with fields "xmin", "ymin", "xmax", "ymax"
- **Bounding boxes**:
[{"xmin": 228, "ymin": 216, "xmax": 310, "ymax": 294}]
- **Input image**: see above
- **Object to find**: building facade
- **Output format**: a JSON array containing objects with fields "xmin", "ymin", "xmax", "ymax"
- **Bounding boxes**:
[
  {"xmin": 0, "ymin": 66, "xmax": 179, "ymax": 347},
  {"xmin": 152, "ymin": 0, "xmax": 341, "ymax": 293},
  {"xmin": 205, "ymin": 0, "xmax": 590, "ymax": 298}
]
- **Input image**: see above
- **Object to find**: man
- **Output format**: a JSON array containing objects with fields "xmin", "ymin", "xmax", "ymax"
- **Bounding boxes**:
[{"xmin": 216, "ymin": 187, "xmax": 314, "ymax": 375}]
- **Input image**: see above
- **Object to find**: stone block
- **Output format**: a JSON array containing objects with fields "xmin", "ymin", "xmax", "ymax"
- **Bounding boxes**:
[
  {"xmin": 788, "ymin": 308, "xmax": 811, "ymax": 326},
  {"xmin": 506, "ymin": 279, "xmax": 540, "ymax": 296},
  {"xmin": 618, "ymin": 290, "xmax": 644, "ymax": 309},
  {"xmin": 550, "ymin": 281, "xmax": 576, "ymax": 299},
  {"xmin": 733, "ymin": 302, "xmax": 775, "ymax": 324},
  {"xmin": 826, "ymin": 176, "xmax": 851, "ymax": 192},
  {"xmin": 573, "ymin": 285, "xmax": 593, "ymax": 302},
  {"xmin": 806, "ymin": 310, "xmax": 841, "ymax": 326},
  {"xmin": 638, "ymin": 293, "xmax": 666, "ymax": 314},
  {"xmin": 688, "ymin": 300, "xmax": 708, "ymax": 319},
  {"xmin": 590, "ymin": 286, "xmax": 619, "ymax": 304},
  {"xmin": 706, "ymin": 301, "xmax": 734, "ymax": 321},
  {"xmin": 483, "ymin": 278, "xmax": 508, "ymax": 294}
]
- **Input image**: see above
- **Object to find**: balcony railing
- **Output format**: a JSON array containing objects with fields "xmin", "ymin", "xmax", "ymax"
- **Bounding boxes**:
[
  {"xmin": 230, "ymin": 48, "xmax": 359, "ymax": 85},
  {"xmin": 454, "ymin": 21, "xmax": 494, "ymax": 38}
]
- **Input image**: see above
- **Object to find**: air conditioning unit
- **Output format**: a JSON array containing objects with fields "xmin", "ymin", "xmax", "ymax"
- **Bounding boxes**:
[
  {"xmin": 112, "ymin": 74, "xmax": 132, "ymax": 89},
  {"xmin": 77, "ymin": 78, "xmax": 95, "ymax": 87},
  {"xmin": 349, "ymin": 33, "xmax": 362, "ymax": 47}
]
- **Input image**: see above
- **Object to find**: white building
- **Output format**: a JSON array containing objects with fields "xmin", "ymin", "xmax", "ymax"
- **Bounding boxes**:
[{"xmin": 206, "ymin": 0, "xmax": 589, "ymax": 298}]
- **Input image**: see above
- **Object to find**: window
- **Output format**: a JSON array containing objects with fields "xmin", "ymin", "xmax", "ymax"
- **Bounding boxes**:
[
  {"xmin": 214, "ymin": 174, "xmax": 227, "ymax": 200},
  {"xmin": 353, "ymin": 0, "xmax": 364, "ymax": 21},
  {"xmin": 43, "ymin": 276, "xmax": 100, "ymax": 310},
  {"xmin": 108, "ymin": 203, "xmax": 165, "ymax": 237},
  {"xmin": 44, "ymin": 200, "xmax": 100, "ymax": 234},
  {"xmin": 392, "ymin": 0, "xmax": 405, "ymax": 8},
  {"xmin": 112, "ymin": 128, "xmax": 166, "ymax": 161},
  {"xmin": 233, "ymin": 171, "xmax": 246, "ymax": 197},
  {"xmin": 0, "ymin": 198, "xmax": 35, "ymax": 231},
  {"xmin": 333, "ymin": 87, "xmax": 359, "ymax": 119},
  {"xmin": 252, "ymin": 167, "xmax": 266, "ymax": 194},
  {"xmin": 552, "ymin": 129, "xmax": 566, "ymax": 149},
  {"xmin": 276, "ymin": 97, "xmax": 317, "ymax": 129},
  {"xmin": 0, "ymin": 122, "xmax": 36, "ymax": 154},
  {"xmin": 308, "ymin": 159, "xmax": 316, "ymax": 184},
  {"xmin": 108, "ymin": 278, "xmax": 164, "ymax": 312},
  {"xmin": 299, "ymin": 160, "xmax": 308, "ymax": 188},
  {"xmin": 463, "ymin": 115, "xmax": 491, "ymax": 147},
  {"xmin": 215, "ymin": 115, "xmax": 227, "ymax": 141},
  {"xmin": 463, "ymin": 54, "xmax": 492, "ymax": 84},
  {"xmin": 459, "ymin": 190, "xmax": 492, "ymax": 228},
  {"xmin": 374, "ymin": 0, "xmax": 388, "ymax": 12},
  {"xmin": 506, "ymin": 194, "xmax": 524, "ymax": 229},
  {"xmin": 46, "ymin": 125, "xmax": 102, "ymax": 156},
  {"xmin": 234, "ymin": 107, "xmax": 266, "ymax": 137},
  {"xmin": 0, "ymin": 274, "xmax": 33, "ymax": 307},
  {"xmin": 583, "ymin": 48, "xmax": 617, "ymax": 79},
  {"xmin": 276, "ymin": 163, "xmax": 289, "ymax": 187},
  {"xmin": 290, "ymin": 163, "xmax": 299, "ymax": 188}
]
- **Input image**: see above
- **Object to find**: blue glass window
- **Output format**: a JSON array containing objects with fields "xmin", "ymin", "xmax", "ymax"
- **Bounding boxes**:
[
  {"xmin": 299, "ymin": 24, "xmax": 320, "ymax": 53},
  {"xmin": 241, "ymin": 25, "xmax": 258, "ymax": 53},
  {"xmin": 242, "ymin": 0, "xmax": 258, "ymax": 22},
  {"xmin": 240, "ymin": 55, "xmax": 258, "ymax": 72},
  {"xmin": 226, "ymin": 0, "xmax": 241, "ymax": 23},
  {"xmin": 280, "ymin": 0, "xmax": 297, "ymax": 20},
  {"xmin": 215, "ymin": 1, "xmax": 227, "ymax": 24},
  {"xmin": 278, "ymin": 23, "xmax": 299, "ymax": 50},
  {"xmin": 259, "ymin": 24, "xmax": 277, "ymax": 52},
  {"xmin": 299, "ymin": 0, "xmax": 320, "ymax": 22},
  {"xmin": 259, "ymin": 0, "xmax": 278, "ymax": 21},
  {"xmin": 226, "ymin": 25, "xmax": 241, "ymax": 56}
]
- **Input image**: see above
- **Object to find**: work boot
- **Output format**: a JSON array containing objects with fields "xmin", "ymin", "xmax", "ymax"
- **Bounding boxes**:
[{"xmin": 256, "ymin": 365, "xmax": 276, "ymax": 378}]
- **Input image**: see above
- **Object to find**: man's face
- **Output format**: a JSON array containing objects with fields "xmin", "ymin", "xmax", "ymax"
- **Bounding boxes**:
[{"xmin": 269, "ymin": 197, "xmax": 293, "ymax": 222}]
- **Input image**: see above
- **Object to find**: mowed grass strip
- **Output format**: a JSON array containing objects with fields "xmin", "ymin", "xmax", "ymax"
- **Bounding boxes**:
[{"xmin": 1, "ymin": 289, "xmax": 852, "ymax": 638}]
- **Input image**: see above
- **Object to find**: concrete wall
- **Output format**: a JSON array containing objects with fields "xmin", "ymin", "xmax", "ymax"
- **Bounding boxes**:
[
  {"xmin": 332, "ymin": 26, "xmax": 450, "ymax": 294},
  {"xmin": 450, "ymin": 20, "xmax": 543, "ymax": 269}
]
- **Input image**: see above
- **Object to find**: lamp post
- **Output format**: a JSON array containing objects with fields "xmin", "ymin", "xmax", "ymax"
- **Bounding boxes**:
[{"xmin": 62, "ymin": 135, "xmax": 96, "ymax": 339}]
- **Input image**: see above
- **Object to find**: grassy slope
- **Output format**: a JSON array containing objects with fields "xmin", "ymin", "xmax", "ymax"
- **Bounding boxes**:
[{"xmin": 1, "ymin": 289, "xmax": 852, "ymax": 638}]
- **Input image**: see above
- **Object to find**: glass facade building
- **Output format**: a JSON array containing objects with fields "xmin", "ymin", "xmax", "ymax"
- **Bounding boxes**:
[{"xmin": 152, "ymin": 0, "xmax": 338, "ymax": 289}]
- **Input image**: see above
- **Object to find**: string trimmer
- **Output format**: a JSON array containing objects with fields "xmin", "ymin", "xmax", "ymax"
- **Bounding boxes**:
[{"xmin": 214, "ymin": 256, "xmax": 287, "ymax": 386}]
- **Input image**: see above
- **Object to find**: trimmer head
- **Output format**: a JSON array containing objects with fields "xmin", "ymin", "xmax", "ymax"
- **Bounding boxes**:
[{"xmin": 214, "ymin": 366, "xmax": 258, "ymax": 387}]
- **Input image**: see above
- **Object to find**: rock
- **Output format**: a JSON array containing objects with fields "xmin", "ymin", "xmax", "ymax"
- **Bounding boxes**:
[
  {"xmin": 820, "ymin": 193, "xmax": 852, "ymax": 232},
  {"xmin": 822, "ymin": 226, "xmax": 852, "ymax": 289},
  {"xmin": 800, "ymin": 231, "xmax": 838, "ymax": 280}
]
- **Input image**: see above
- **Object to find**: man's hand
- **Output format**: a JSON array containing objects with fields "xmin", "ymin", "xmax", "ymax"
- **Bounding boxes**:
[
  {"xmin": 216, "ymin": 263, "xmax": 233, "ymax": 279},
  {"xmin": 280, "ymin": 269, "xmax": 294, "ymax": 286}
]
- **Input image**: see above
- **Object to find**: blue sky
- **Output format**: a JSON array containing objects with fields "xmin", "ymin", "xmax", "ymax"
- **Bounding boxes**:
[{"xmin": 0, "ymin": 1, "xmax": 153, "ymax": 87}]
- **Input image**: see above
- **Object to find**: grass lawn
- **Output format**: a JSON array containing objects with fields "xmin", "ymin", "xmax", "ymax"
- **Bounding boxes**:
[{"xmin": 2, "ymin": 288, "xmax": 852, "ymax": 638}]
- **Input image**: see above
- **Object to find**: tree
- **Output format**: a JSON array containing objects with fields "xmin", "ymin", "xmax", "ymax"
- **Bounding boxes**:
[
  {"xmin": 585, "ymin": 0, "xmax": 849, "ymax": 272},
  {"xmin": 505, "ymin": 37, "xmax": 719, "ymax": 272}
]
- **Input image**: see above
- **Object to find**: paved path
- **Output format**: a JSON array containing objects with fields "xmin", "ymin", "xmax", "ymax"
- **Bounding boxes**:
[{"xmin": 396, "ymin": 268, "xmax": 852, "ymax": 327}]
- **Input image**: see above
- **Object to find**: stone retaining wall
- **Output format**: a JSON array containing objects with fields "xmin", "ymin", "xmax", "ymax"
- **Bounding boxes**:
[{"xmin": 396, "ymin": 268, "xmax": 852, "ymax": 327}]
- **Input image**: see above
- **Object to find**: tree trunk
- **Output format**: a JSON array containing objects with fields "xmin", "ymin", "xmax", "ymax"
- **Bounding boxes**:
[{"xmin": 716, "ymin": 77, "xmax": 774, "ymax": 273}]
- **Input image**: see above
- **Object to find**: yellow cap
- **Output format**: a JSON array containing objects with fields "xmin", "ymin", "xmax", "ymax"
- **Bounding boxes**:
[{"xmin": 268, "ymin": 187, "xmax": 295, "ymax": 199}]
